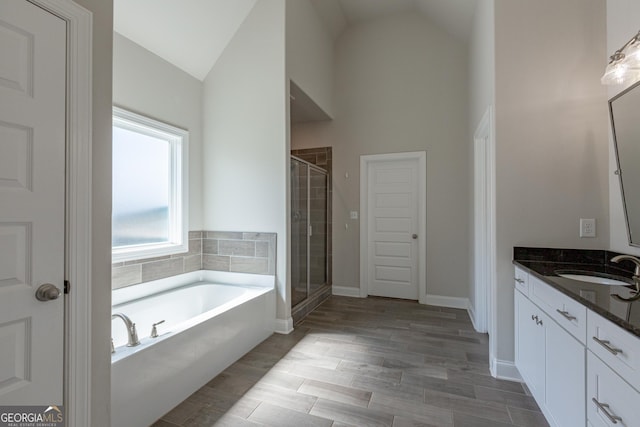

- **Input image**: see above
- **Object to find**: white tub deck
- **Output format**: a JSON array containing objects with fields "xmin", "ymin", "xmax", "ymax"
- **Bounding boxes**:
[{"xmin": 111, "ymin": 271, "xmax": 275, "ymax": 427}]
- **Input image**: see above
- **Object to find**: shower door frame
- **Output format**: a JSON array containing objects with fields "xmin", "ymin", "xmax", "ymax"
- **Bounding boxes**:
[{"xmin": 291, "ymin": 156, "xmax": 330, "ymax": 310}]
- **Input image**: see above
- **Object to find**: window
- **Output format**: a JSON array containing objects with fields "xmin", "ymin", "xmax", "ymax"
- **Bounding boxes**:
[{"xmin": 112, "ymin": 107, "xmax": 188, "ymax": 262}]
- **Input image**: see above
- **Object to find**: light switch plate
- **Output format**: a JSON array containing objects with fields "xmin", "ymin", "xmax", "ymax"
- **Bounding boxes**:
[{"xmin": 350, "ymin": 211, "xmax": 358, "ymax": 220}]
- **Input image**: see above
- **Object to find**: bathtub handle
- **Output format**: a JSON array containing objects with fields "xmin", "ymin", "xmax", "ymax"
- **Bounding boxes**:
[{"xmin": 151, "ymin": 320, "xmax": 165, "ymax": 338}]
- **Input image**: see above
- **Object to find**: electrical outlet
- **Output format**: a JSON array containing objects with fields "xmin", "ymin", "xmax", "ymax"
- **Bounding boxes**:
[
  {"xmin": 350, "ymin": 211, "xmax": 358, "ymax": 220},
  {"xmin": 580, "ymin": 218, "xmax": 596, "ymax": 238}
]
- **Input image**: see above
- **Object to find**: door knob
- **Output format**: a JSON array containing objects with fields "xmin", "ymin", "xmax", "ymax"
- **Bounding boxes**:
[
  {"xmin": 412, "ymin": 234, "xmax": 418, "ymax": 239},
  {"xmin": 35, "ymin": 283, "xmax": 61, "ymax": 301}
]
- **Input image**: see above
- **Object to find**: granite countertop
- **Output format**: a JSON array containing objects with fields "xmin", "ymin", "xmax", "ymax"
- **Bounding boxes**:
[{"xmin": 513, "ymin": 247, "xmax": 640, "ymax": 338}]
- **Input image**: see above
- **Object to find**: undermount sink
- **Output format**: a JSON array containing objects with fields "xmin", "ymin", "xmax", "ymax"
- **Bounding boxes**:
[{"xmin": 554, "ymin": 270, "xmax": 632, "ymax": 286}]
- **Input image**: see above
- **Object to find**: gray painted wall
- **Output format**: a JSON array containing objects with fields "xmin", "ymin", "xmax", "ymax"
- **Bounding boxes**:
[
  {"xmin": 113, "ymin": 32, "xmax": 204, "ymax": 230},
  {"xmin": 292, "ymin": 13, "xmax": 471, "ymax": 301},
  {"xmin": 494, "ymin": 0, "xmax": 609, "ymax": 364},
  {"xmin": 286, "ymin": 0, "xmax": 334, "ymax": 117},
  {"xmin": 202, "ymin": 1, "xmax": 289, "ymax": 323}
]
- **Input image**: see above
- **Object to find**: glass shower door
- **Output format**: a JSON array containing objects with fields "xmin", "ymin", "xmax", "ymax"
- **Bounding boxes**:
[
  {"xmin": 291, "ymin": 159, "xmax": 308, "ymax": 307},
  {"xmin": 309, "ymin": 169, "xmax": 327, "ymax": 295}
]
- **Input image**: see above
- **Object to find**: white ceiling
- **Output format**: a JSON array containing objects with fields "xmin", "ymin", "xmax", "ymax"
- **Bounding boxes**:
[
  {"xmin": 114, "ymin": 0, "xmax": 257, "ymax": 81},
  {"xmin": 114, "ymin": 0, "xmax": 477, "ymax": 82}
]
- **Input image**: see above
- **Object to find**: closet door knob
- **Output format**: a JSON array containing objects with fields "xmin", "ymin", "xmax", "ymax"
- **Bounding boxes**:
[{"xmin": 35, "ymin": 283, "xmax": 61, "ymax": 301}]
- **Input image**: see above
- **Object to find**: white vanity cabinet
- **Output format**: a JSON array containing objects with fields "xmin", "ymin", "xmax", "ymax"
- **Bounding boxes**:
[
  {"xmin": 515, "ymin": 265, "xmax": 640, "ymax": 427},
  {"xmin": 514, "ymin": 267, "xmax": 586, "ymax": 427}
]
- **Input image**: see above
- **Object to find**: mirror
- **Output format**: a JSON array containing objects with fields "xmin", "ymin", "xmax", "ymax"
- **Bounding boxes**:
[{"xmin": 611, "ymin": 80, "xmax": 640, "ymax": 247}]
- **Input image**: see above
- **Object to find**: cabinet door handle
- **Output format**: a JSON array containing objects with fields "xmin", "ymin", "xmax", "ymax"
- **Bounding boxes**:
[
  {"xmin": 592, "ymin": 336, "xmax": 623, "ymax": 356},
  {"xmin": 536, "ymin": 319, "xmax": 543, "ymax": 326},
  {"xmin": 592, "ymin": 398, "xmax": 622, "ymax": 424},
  {"xmin": 531, "ymin": 314, "xmax": 539, "ymax": 322},
  {"xmin": 556, "ymin": 309, "xmax": 577, "ymax": 321},
  {"xmin": 515, "ymin": 278, "xmax": 525, "ymax": 284}
]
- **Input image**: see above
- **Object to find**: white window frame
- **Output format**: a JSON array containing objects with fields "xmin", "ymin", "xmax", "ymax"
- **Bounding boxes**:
[{"xmin": 112, "ymin": 106, "xmax": 189, "ymax": 262}]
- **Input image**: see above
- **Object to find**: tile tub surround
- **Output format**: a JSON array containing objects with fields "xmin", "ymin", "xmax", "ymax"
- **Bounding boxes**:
[
  {"xmin": 202, "ymin": 231, "xmax": 276, "ymax": 275},
  {"xmin": 112, "ymin": 231, "xmax": 277, "ymax": 289}
]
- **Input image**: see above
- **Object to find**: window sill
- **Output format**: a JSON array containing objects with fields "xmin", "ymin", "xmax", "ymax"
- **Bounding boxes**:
[{"xmin": 112, "ymin": 242, "xmax": 188, "ymax": 263}]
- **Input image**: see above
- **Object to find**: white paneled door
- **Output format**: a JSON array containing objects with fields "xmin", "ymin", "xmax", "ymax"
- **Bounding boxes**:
[
  {"xmin": 0, "ymin": 0, "xmax": 66, "ymax": 405},
  {"xmin": 365, "ymin": 157, "xmax": 420, "ymax": 300}
]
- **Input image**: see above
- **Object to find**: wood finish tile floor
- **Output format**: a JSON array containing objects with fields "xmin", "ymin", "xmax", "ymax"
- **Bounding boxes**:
[{"xmin": 152, "ymin": 296, "xmax": 549, "ymax": 427}]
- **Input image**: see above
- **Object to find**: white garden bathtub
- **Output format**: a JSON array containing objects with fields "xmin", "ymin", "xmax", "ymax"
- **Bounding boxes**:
[{"xmin": 110, "ymin": 270, "xmax": 275, "ymax": 427}]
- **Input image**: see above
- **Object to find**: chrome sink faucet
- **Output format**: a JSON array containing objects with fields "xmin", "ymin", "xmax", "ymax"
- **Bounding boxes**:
[
  {"xmin": 112, "ymin": 313, "xmax": 140, "ymax": 347},
  {"xmin": 610, "ymin": 255, "xmax": 640, "ymax": 301},
  {"xmin": 611, "ymin": 254, "xmax": 640, "ymax": 276}
]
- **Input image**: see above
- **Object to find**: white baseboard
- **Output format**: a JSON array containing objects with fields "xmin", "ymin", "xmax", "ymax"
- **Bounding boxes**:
[
  {"xmin": 332, "ymin": 289, "xmax": 471, "ymax": 312},
  {"xmin": 332, "ymin": 286, "xmax": 362, "ymax": 298},
  {"xmin": 467, "ymin": 302, "xmax": 479, "ymax": 330},
  {"xmin": 467, "ymin": 301, "xmax": 488, "ymax": 334},
  {"xmin": 274, "ymin": 317, "xmax": 293, "ymax": 334},
  {"xmin": 424, "ymin": 294, "xmax": 470, "ymax": 310},
  {"xmin": 491, "ymin": 358, "xmax": 522, "ymax": 382}
]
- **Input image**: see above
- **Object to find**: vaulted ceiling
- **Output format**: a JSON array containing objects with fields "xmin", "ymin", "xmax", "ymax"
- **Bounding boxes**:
[
  {"xmin": 311, "ymin": 0, "xmax": 477, "ymax": 42},
  {"xmin": 114, "ymin": 0, "xmax": 477, "ymax": 81},
  {"xmin": 114, "ymin": 0, "xmax": 257, "ymax": 80}
]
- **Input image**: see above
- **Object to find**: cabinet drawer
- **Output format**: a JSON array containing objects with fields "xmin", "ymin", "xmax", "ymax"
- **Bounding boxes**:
[
  {"xmin": 530, "ymin": 275, "xmax": 587, "ymax": 344},
  {"xmin": 514, "ymin": 267, "xmax": 529, "ymax": 295},
  {"xmin": 588, "ymin": 310, "xmax": 640, "ymax": 391},
  {"xmin": 587, "ymin": 351, "xmax": 640, "ymax": 427}
]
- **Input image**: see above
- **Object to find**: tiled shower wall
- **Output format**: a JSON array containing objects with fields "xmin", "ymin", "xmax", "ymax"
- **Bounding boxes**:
[{"xmin": 112, "ymin": 231, "xmax": 276, "ymax": 290}]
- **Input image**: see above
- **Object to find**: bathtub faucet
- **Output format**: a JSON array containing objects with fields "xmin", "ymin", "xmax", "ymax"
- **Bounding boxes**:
[{"xmin": 112, "ymin": 313, "xmax": 140, "ymax": 347}]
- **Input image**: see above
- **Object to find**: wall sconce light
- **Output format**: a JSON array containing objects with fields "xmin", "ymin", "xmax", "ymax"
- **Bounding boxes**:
[{"xmin": 602, "ymin": 30, "xmax": 640, "ymax": 85}]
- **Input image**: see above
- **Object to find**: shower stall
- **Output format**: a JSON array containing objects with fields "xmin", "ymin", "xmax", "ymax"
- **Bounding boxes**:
[{"xmin": 290, "ymin": 156, "xmax": 330, "ymax": 318}]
